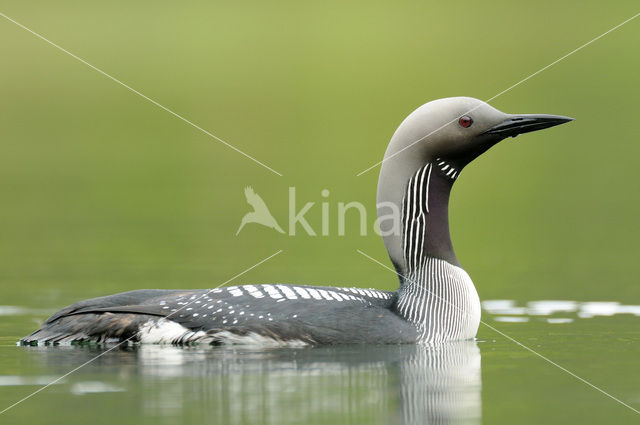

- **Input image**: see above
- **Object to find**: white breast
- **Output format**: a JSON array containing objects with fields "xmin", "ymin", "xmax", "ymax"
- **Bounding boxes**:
[{"xmin": 396, "ymin": 257, "xmax": 481, "ymax": 343}]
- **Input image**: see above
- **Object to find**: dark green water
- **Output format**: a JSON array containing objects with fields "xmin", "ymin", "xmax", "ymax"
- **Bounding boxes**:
[{"xmin": 1, "ymin": 0, "xmax": 639, "ymax": 423}]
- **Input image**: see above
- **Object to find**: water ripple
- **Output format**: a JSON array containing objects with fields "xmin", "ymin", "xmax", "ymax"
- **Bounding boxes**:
[{"xmin": 482, "ymin": 299, "xmax": 640, "ymax": 322}]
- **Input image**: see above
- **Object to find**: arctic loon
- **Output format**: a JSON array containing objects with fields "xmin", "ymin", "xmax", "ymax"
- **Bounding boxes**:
[{"xmin": 21, "ymin": 97, "xmax": 573, "ymax": 346}]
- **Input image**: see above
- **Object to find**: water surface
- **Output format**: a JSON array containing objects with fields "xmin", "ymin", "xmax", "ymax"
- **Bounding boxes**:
[{"xmin": 1, "ymin": 303, "xmax": 638, "ymax": 424}]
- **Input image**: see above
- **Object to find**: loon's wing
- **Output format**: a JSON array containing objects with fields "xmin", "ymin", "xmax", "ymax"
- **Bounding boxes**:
[{"xmin": 21, "ymin": 285, "xmax": 418, "ymax": 346}]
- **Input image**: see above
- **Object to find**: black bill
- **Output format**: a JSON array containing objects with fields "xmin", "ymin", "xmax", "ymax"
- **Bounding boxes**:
[{"xmin": 483, "ymin": 114, "xmax": 574, "ymax": 138}]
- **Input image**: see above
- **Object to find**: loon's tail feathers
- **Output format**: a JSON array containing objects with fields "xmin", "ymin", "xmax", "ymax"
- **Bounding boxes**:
[
  {"xmin": 20, "ymin": 289, "xmax": 196, "ymax": 345},
  {"xmin": 20, "ymin": 311, "xmax": 159, "ymax": 345}
]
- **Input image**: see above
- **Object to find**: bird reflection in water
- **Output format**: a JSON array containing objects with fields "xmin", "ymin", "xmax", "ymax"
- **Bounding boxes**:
[{"xmin": 24, "ymin": 341, "xmax": 481, "ymax": 424}]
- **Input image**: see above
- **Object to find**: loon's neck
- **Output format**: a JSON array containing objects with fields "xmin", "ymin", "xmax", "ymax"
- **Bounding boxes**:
[
  {"xmin": 406, "ymin": 160, "xmax": 459, "ymax": 269},
  {"xmin": 377, "ymin": 156, "xmax": 461, "ymax": 281},
  {"xmin": 377, "ymin": 154, "xmax": 480, "ymax": 342}
]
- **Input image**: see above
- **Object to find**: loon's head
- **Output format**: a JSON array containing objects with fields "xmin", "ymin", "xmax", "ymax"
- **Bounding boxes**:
[
  {"xmin": 377, "ymin": 97, "xmax": 573, "ymax": 274},
  {"xmin": 383, "ymin": 96, "xmax": 574, "ymax": 171}
]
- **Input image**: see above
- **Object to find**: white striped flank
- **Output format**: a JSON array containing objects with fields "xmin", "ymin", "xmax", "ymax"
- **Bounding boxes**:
[
  {"xmin": 138, "ymin": 319, "xmax": 309, "ymax": 347},
  {"xmin": 207, "ymin": 331, "xmax": 309, "ymax": 347},
  {"xmin": 138, "ymin": 319, "xmax": 207, "ymax": 344}
]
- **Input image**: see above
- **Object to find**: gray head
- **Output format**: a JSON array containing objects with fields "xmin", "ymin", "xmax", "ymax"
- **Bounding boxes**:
[
  {"xmin": 380, "ymin": 97, "xmax": 573, "ymax": 171},
  {"xmin": 377, "ymin": 97, "xmax": 573, "ymax": 274}
]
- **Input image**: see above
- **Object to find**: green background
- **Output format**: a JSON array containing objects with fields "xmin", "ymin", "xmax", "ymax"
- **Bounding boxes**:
[{"xmin": 1, "ymin": 1, "xmax": 639, "ymax": 424}]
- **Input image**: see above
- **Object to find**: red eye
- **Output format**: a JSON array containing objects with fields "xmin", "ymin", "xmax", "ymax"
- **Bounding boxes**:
[{"xmin": 459, "ymin": 116, "xmax": 473, "ymax": 128}]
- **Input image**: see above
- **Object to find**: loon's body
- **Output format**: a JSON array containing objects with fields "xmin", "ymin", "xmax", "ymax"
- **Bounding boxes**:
[
  {"xmin": 21, "ymin": 97, "xmax": 572, "ymax": 346},
  {"xmin": 22, "ymin": 258, "xmax": 477, "ymax": 346}
]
